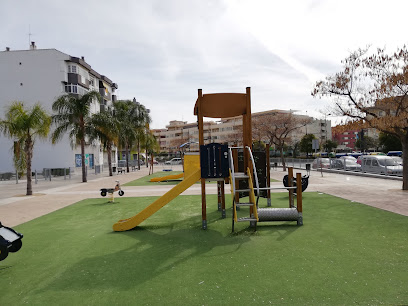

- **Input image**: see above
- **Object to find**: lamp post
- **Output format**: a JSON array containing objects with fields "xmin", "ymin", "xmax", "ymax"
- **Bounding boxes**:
[{"xmin": 325, "ymin": 113, "xmax": 331, "ymax": 152}]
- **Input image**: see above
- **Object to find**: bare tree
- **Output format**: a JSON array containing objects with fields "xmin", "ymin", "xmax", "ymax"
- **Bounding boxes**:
[
  {"xmin": 313, "ymin": 46, "xmax": 408, "ymax": 190},
  {"xmin": 253, "ymin": 112, "xmax": 310, "ymax": 171}
]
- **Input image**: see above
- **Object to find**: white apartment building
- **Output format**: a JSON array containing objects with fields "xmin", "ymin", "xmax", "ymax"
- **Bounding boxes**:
[
  {"xmin": 152, "ymin": 110, "xmax": 332, "ymax": 153},
  {"xmin": 0, "ymin": 43, "xmax": 118, "ymax": 172}
]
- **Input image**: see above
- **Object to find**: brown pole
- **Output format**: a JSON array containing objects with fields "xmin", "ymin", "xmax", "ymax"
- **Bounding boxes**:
[
  {"xmin": 221, "ymin": 181, "xmax": 226, "ymax": 218},
  {"xmin": 197, "ymin": 89, "xmax": 207, "ymax": 229},
  {"xmin": 243, "ymin": 87, "xmax": 252, "ymax": 175},
  {"xmin": 296, "ymin": 173, "xmax": 302, "ymax": 212},
  {"xmin": 266, "ymin": 143, "xmax": 271, "ymax": 206}
]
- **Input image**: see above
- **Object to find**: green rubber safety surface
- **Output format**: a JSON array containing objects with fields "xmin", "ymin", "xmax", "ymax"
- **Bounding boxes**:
[{"xmin": 1, "ymin": 193, "xmax": 407, "ymax": 305}]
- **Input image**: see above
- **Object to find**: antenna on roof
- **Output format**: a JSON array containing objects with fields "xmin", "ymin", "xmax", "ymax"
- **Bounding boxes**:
[{"xmin": 28, "ymin": 25, "xmax": 34, "ymax": 49}]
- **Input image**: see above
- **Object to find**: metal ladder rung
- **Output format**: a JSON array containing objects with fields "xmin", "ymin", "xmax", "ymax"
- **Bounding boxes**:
[
  {"xmin": 235, "ymin": 189, "xmax": 251, "ymax": 193},
  {"xmin": 235, "ymin": 203, "xmax": 254, "ymax": 207},
  {"xmin": 237, "ymin": 217, "xmax": 258, "ymax": 222},
  {"xmin": 234, "ymin": 172, "xmax": 249, "ymax": 179}
]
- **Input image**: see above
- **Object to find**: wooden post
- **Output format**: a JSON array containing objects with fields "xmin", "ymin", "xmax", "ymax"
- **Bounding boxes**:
[
  {"xmin": 217, "ymin": 181, "xmax": 222, "ymax": 211},
  {"xmin": 266, "ymin": 143, "xmax": 271, "ymax": 207},
  {"xmin": 242, "ymin": 87, "xmax": 252, "ymax": 176},
  {"xmin": 288, "ymin": 167, "xmax": 294, "ymax": 208},
  {"xmin": 221, "ymin": 181, "xmax": 226, "ymax": 218},
  {"xmin": 296, "ymin": 173, "xmax": 302, "ymax": 212},
  {"xmin": 197, "ymin": 89, "xmax": 207, "ymax": 229}
]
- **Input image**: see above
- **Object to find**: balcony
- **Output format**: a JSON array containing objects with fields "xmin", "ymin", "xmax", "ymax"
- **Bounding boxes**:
[{"xmin": 65, "ymin": 84, "xmax": 89, "ymax": 96}]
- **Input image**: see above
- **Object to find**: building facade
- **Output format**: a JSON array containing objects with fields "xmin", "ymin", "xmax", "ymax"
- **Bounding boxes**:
[
  {"xmin": 152, "ymin": 110, "xmax": 332, "ymax": 153},
  {"xmin": 0, "ymin": 43, "xmax": 118, "ymax": 172}
]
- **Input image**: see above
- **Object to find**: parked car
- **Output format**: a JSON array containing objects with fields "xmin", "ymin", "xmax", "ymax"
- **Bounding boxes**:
[
  {"xmin": 165, "ymin": 158, "xmax": 183, "ymax": 165},
  {"xmin": 360, "ymin": 155, "xmax": 403, "ymax": 176},
  {"xmin": 312, "ymin": 158, "xmax": 331, "ymax": 169},
  {"xmin": 331, "ymin": 158, "xmax": 361, "ymax": 171},
  {"xmin": 390, "ymin": 156, "xmax": 403, "ymax": 165},
  {"xmin": 356, "ymin": 155, "xmax": 363, "ymax": 165},
  {"xmin": 387, "ymin": 151, "xmax": 402, "ymax": 157}
]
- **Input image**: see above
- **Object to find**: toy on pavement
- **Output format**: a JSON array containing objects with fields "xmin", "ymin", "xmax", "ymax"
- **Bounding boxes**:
[{"xmin": 0, "ymin": 222, "xmax": 23, "ymax": 261}]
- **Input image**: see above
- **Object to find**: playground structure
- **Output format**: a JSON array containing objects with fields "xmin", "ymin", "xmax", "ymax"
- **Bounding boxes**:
[
  {"xmin": 150, "ymin": 173, "xmax": 184, "ymax": 182},
  {"xmin": 101, "ymin": 181, "xmax": 124, "ymax": 203},
  {"xmin": 0, "ymin": 222, "xmax": 23, "ymax": 261},
  {"xmin": 113, "ymin": 87, "xmax": 303, "ymax": 232}
]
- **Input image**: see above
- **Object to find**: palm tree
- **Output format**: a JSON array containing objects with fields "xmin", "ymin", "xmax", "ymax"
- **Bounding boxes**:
[
  {"xmin": 143, "ymin": 131, "xmax": 160, "ymax": 174},
  {"xmin": 114, "ymin": 100, "xmax": 151, "ymax": 172},
  {"xmin": 88, "ymin": 110, "xmax": 119, "ymax": 176},
  {"xmin": 51, "ymin": 91, "xmax": 101, "ymax": 182},
  {"xmin": 0, "ymin": 102, "xmax": 51, "ymax": 195}
]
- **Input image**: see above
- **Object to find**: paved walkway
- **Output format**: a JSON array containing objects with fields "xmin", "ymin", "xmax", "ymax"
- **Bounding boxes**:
[{"xmin": 0, "ymin": 166, "xmax": 407, "ymax": 227}]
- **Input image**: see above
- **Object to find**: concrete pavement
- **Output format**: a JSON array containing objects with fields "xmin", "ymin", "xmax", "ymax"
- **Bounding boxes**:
[{"xmin": 0, "ymin": 165, "xmax": 407, "ymax": 227}]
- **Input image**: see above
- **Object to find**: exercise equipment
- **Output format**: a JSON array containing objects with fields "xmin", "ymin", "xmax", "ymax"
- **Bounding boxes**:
[
  {"xmin": 0, "ymin": 222, "xmax": 23, "ymax": 261},
  {"xmin": 283, "ymin": 174, "xmax": 309, "ymax": 192}
]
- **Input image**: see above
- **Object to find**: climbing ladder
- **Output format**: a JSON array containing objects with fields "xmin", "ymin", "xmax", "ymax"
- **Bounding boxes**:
[
  {"xmin": 229, "ymin": 146, "xmax": 303, "ymax": 232},
  {"xmin": 228, "ymin": 146, "xmax": 259, "ymax": 232}
]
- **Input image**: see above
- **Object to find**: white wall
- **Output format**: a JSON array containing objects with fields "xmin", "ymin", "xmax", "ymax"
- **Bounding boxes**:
[{"xmin": 0, "ymin": 49, "xmax": 102, "ymax": 172}]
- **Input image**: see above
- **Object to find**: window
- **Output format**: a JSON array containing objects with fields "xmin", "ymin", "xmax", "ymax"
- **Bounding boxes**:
[
  {"xmin": 68, "ymin": 65, "xmax": 77, "ymax": 73},
  {"xmin": 65, "ymin": 84, "xmax": 88, "ymax": 95},
  {"xmin": 364, "ymin": 159, "xmax": 371, "ymax": 166},
  {"xmin": 372, "ymin": 160, "xmax": 379, "ymax": 166}
]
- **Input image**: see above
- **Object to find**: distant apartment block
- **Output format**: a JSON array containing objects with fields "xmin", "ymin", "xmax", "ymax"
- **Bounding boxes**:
[
  {"xmin": 0, "ymin": 43, "xmax": 118, "ymax": 172},
  {"xmin": 152, "ymin": 110, "xmax": 332, "ymax": 153},
  {"xmin": 333, "ymin": 128, "xmax": 379, "ymax": 151}
]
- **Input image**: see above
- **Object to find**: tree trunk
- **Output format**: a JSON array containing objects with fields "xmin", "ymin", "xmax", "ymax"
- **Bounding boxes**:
[
  {"xmin": 280, "ymin": 146, "xmax": 286, "ymax": 171},
  {"xmin": 25, "ymin": 137, "xmax": 33, "ymax": 196},
  {"xmin": 81, "ymin": 138, "xmax": 87, "ymax": 182},
  {"xmin": 402, "ymin": 138, "xmax": 408, "ymax": 190},
  {"xmin": 107, "ymin": 143, "xmax": 113, "ymax": 176},
  {"xmin": 125, "ymin": 143, "xmax": 130, "ymax": 173},
  {"xmin": 137, "ymin": 139, "xmax": 141, "ymax": 170},
  {"xmin": 146, "ymin": 142, "xmax": 148, "ymax": 168}
]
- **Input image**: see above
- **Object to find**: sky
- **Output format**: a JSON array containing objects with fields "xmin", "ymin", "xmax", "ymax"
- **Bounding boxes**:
[{"xmin": 2, "ymin": 0, "xmax": 408, "ymax": 129}]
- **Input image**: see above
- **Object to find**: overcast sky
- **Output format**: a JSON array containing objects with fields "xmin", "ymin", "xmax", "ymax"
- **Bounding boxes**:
[{"xmin": 2, "ymin": 0, "xmax": 408, "ymax": 129}]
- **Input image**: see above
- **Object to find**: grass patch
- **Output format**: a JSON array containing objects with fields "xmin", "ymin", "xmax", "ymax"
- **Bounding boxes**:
[
  {"xmin": 1, "ymin": 193, "xmax": 407, "ymax": 305},
  {"xmin": 124, "ymin": 171, "xmax": 184, "ymax": 186},
  {"xmin": 124, "ymin": 171, "xmax": 218, "ymax": 186}
]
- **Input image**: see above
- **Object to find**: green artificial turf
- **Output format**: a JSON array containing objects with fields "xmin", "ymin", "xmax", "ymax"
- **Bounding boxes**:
[
  {"xmin": 125, "ymin": 171, "xmax": 279, "ymax": 186},
  {"xmin": 1, "ymin": 193, "xmax": 408, "ymax": 305},
  {"xmin": 124, "ymin": 171, "xmax": 184, "ymax": 186}
]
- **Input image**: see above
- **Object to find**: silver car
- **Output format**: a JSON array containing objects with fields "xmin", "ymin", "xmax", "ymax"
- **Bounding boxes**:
[
  {"xmin": 361, "ymin": 155, "xmax": 403, "ymax": 176},
  {"xmin": 331, "ymin": 158, "xmax": 361, "ymax": 171}
]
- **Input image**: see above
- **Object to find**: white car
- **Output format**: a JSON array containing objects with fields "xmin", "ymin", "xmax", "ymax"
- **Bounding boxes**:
[{"xmin": 165, "ymin": 158, "xmax": 182, "ymax": 165}]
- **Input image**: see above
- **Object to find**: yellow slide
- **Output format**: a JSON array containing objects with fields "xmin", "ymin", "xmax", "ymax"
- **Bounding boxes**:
[
  {"xmin": 113, "ymin": 168, "xmax": 201, "ymax": 231},
  {"xmin": 150, "ymin": 173, "xmax": 184, "ymax": 182}
]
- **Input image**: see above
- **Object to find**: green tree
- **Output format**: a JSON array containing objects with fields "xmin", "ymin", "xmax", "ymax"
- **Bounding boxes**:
[
  {"xmin": 114, "ymin": 100, "xmax": 151, "ymax": 172},
  {"xmin": 324, "ymin": 139, "xmax": 338, "ymax": 153},
  {"xmin": 143, "ymin": 131, "xmax": 160, "ymax": 174},
  {"xmin": 355, "ymin": 136, "xmax": 378, "ymax": 151},
  {"xmin": 51, "ymin": 91, "xmax": 101, "ymax": 182},
  {"xmin": 299, "ymin": 134, "xmax": 316, "ymax": 157},
  {"xmin": 379, "ymin": 132, "xmax": 402, "ymax": 152},
  {"xmin": 88, "ymin": 110, "xmax": 119, "ymax": 176},
  {"xmin": 0, "ymin": 102, "xmax": 51, "ymax": 195}
]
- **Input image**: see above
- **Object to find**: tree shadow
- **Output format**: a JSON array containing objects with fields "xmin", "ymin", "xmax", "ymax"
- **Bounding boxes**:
[{"xmin": 35, "ymin": 210, "xmax": 249, "ymax": 293}]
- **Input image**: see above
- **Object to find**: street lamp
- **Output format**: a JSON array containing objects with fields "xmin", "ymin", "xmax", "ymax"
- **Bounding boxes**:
[{"xmin": 325, "ymin": 113, "xmax": 331, "ymax": 152}]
